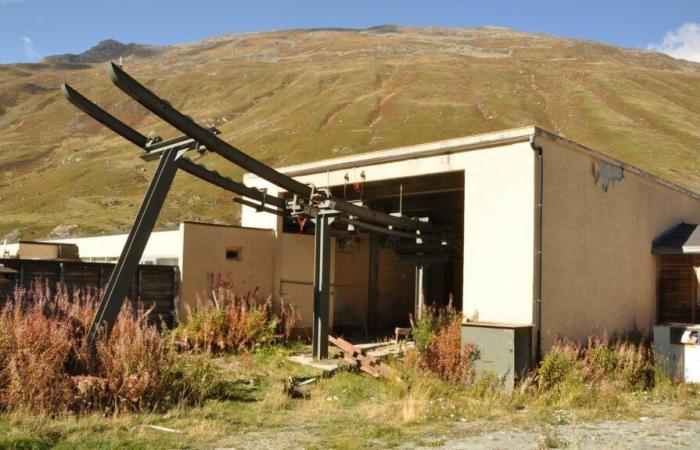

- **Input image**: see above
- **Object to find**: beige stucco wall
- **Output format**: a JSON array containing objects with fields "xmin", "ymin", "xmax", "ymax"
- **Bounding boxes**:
[
  {"xmin": 333, "ymin": 235, "xmax": 370, "ymax": 327},
  {"xmin": 244, "ymin": 139, "xmax": 537, "ymax": 327},
  {"xmin": 538, "ymin": 135, "xmax": 700, "ymax": 349},
  {"xmin": 377, "ymin": 247, "xmax": 415, "ymax": 328},
  {"xmin": 179, "ymin": 223, "xmax": 276, "ymax": 313},
  {"xmin": 461, "ymin": 144, "xmax": 535, "ymax": 325},
  {"xmin": 276, "ymin": 232, "xmax": 336, "ymax": 329},
  {"xmin": 18, "ymin": 243, "xmax": 59, "ymax": 260}
]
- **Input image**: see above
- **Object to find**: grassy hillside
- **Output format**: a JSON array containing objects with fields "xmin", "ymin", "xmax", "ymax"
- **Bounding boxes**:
[{"xmin": 1, "ymin": 26, "xmax": 699, "ymax": 238}]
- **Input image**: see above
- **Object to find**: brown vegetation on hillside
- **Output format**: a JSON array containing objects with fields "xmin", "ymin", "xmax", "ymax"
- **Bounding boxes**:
[{"xmin": 0, "ymin": 26, "xmax": 699, "ymax": 238}]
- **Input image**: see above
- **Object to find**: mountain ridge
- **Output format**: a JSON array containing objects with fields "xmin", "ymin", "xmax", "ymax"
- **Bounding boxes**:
[
  {"xmin": 0, "ymin": 26, "xmax": 698, "ymax": 239},
  {"xmin": 44, "ymin": 39, "xmax": 161, "ymax": 64}
]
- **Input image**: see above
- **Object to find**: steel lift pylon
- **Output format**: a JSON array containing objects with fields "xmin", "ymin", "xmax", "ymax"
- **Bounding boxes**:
[{"xmin": 62, "ymin": 63, "xmax": 441, "ymax": 359}]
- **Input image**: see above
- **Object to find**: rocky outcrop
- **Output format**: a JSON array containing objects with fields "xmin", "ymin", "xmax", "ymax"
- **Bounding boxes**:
[{"xmin": 45, "ymin": 39, "xmax": 161, "ymax": 64}]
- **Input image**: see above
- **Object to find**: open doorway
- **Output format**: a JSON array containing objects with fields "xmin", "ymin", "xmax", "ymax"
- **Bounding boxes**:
[{"xmin": 329, "ymin": 171, "xmax": 464, "ymax": 337}]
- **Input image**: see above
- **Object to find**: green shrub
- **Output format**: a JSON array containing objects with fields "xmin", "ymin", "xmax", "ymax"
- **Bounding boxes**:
[
  {"xmin": 538, "ymin": 341, "xmax": 580, "ymax": 389},
  {"xmin": 612, "ymin": 341, "xmax": 654, "ymax": 390},
  {"xmin": 412, "ymin": 313, "xmax": 440, "ymax": 352},
  {"xmin": 585, "ymin": 344, "xmax": 619, "ymax": 378},
  {"xmin": 162, "ymin": 353, "xmax": 227, "ymax": 405},
  {"xmin": 171, "ymin": 287, "xmax": 298, "ymax": 353},
  {"xmin": 421, "ymin": 319, "xmax": 476, "ymax": 384},
  {"xmin": 414, "ymin": 309, "xmax": 477, "ymax": 385},
  {"xmin": 412, "ymin": 300, "xmax": 460, "ymax": 352}
]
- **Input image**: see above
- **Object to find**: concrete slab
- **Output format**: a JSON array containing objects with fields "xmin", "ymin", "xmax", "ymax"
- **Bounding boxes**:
[{"xmin": 287, "ymin": 355, "xmax": 341, "ymax": 372}]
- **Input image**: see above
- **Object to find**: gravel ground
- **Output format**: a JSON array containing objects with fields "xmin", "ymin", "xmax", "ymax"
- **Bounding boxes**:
[
  {"xmin": 214, "ymin": 417, "xmax": 699, "ymax": 449},
  {"xmin": 407, "ymin": 418, "xmax": 699, "ymax": 449}
]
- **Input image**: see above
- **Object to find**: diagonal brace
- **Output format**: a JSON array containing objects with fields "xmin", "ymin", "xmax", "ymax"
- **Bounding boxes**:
[{"xmin": 87, "ymin": 148, "xmax": 180, "ymax": 347}]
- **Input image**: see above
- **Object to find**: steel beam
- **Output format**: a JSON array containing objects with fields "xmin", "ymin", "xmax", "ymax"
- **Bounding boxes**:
[
  {"xmin": 336, "ymin": 216, "xmax": 442, "ymax": 241},
  {"xmin": 61, "ymin": 83, "xmax": 149, "ymax": 148},
  {"xmin": 87, "ymin": 148, "xmax": 180, "ymax": 347},
  {"xmin": 107, "ymin": 62, "xmax": 313, "ymax": 198},
  {"xmin": 329, "ymin": 198, "xmax": 430, "ymax": 232},
  {"xmin": 312, "ymin": 210, "xmax": 337, "ymax": 359},
  {"xmin": 61, "ymin": 82, "xmax": 216, "ymax": 159},
  {"xmin": 106, "ymin": 63, "xmax": 429, "ymax": 232},
  {"xmin": 141, "ymin": 127, "xmax": 220, "ymax": 161},
  {"xmin": 233, "ymin": 197, "xmax": 285, "ymax": 216},
  {"xmin": 367, "ymin": 236, "xmax": 379, "ymax": 333},
  {"xmin": 177, "ymin": 158, "xmax": 285, "ymax": 209}
]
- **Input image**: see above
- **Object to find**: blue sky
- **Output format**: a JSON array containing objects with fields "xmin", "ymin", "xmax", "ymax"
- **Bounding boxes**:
[{"xmin": 1, "ymin": 0, "xmax": 699, "ymax": 64}]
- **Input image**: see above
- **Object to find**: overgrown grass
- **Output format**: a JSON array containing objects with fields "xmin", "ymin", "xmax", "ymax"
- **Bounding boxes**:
[
  {"xmin": 170, "ymin": 287, "xmax": 299, "ymax": 354},
  {"xmin": 0, "ymin": 281, "xmax": 226, "ymax": 416},
  {"xmin": 0, "ymin": 285, "xmax": 698, "ymax": 448},
  {"xmin": 411, "ymin": 300, "xmax": 459, "ymax": 352},
  {"xmin": 0, "ymin": 280, "xmax": 301, "ymax": 418},
  {"xmin": 415, "ymin": 313, "xmax": 477, "ymax": 384},
  {"xmin": 0, "ymin": 346, "xmax": 698, "ymax": 449},
  {"xmin": 533, "ymin": 334, "xmax": 656, "ymax": 413}
]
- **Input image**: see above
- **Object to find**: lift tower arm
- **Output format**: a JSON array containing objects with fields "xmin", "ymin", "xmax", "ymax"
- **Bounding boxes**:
[
  {"xmin": 106, "ymin": 63, "xmax": 429, "ymax": 233},
  {"xmin": 63, "ymin": 63, "xmax": 442, "ymax": 359}
]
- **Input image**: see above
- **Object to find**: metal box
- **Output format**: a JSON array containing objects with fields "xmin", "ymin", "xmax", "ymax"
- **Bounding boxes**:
[
  {"xmin": 654, "ymin": 324, "xmax": 700, "ymax": 383},
  {"xmin": 461, "ymin": 322, "xmax": 532, "ymax": 391}
]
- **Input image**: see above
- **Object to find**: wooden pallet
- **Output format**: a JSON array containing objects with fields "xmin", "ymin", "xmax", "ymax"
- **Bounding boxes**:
[{"xmin": 329, "ymin": 335, "xmax": 408, "ymax": 390}]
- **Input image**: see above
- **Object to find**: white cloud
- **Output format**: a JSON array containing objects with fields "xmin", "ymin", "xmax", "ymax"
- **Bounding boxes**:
[
  {"xmin": 20, "ymin": 36, "xmax": 41, "ymax": 61},
  {"xmin": 648, "ymin": 22, "xmax": 700, "ymax": 63}
]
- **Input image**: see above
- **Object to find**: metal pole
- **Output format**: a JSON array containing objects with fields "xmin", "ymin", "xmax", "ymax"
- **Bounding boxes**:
[
  {"xmin": 87, "ymin": 148, "xmax": 180, "ymax": 348},
  {"xmin": 367, "ymin": 236, "xmax": 379, "ymax": 334},
  {"xmin": 336, "ymin": 216, "xmax": 443, "ymax": 242},
  {"xmin": 414, "ymin": 264, "xmax": 425, "ymax": 321},
  {"xmin": 312, "ymin": 210, "xmax": 337, "ymax": 359}
]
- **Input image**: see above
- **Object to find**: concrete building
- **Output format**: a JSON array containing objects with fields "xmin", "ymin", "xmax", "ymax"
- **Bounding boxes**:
[
  {"xmin": 39, "ymin": 126, "xmax": 700, "ymax": 378},
  {"xmin": 40, "ymin": 223, "xmax": 281, "ymax": 320},
  {"xmin": 40, "ymin": 228, "xmax": 182, "ymax": 265},
  {"xmin": 2, "ymin": 241, "xmax": 79, "ymax": 260},
  {"xmin": 242, "ymin": 126, "xmax": 700, "ymax": 372}
]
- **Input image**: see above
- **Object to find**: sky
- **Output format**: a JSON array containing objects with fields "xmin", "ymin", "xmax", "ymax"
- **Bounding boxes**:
[{"xmin": 1, "ymin": 0, "xmax": 699, "ymax": 64}]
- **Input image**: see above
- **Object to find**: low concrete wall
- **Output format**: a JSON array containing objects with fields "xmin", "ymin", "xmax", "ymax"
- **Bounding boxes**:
[{"xmin": 179, "ymin": 223, "xmax": 276, "ymax": 313}]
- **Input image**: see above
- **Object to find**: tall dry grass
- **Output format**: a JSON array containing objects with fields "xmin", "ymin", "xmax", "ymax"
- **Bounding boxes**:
[
  {"xmin": 418, "ymin": 315, "xmax": 477, "ymax": 384},
  {"xmin": 171, "ymin": 286, "xmax": 299, "ymax": 353},
  {"xmin": 537, "ymin": 333, "xmax": 655, "ymax": 392},
  {"xmin": 411, "ymin": 302, "xmax": 477, "ymax": 385},
  {"xmin": 0, "ymin": 280, "xmax": 222, "ymax": 415}
]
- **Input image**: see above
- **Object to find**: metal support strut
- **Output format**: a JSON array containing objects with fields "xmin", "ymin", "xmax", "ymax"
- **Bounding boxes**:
[
  {"xmin": 61, "ymin": 64, "xmax": 443, "ymax": 358},
  {"xmin": 86, "ymin": 148, "xmax": 180, "ymax": 347},
  {"xmin": 312, "ymin": 210, "xmax": 338, "ymax": 359}
]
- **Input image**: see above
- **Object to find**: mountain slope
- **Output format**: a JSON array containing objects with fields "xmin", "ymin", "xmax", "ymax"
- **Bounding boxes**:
[{"xmin": 0, "ymin": 26, "xmax": 699, "ymax": 238}]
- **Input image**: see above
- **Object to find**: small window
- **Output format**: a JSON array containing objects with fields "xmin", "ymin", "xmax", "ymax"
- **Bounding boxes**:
[{"xmin": 226, "ymin": 248, "xmax": 242, "ymax": 261}]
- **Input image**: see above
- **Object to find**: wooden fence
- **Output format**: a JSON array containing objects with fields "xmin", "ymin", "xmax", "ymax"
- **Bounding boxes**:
[
  {"xmin": 658, "ymin": 254, "xmax": 700, "ymax": 324},
  {"xmin": 0, "ymin": 259, "xmax": 178, "ymax": 326}
]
